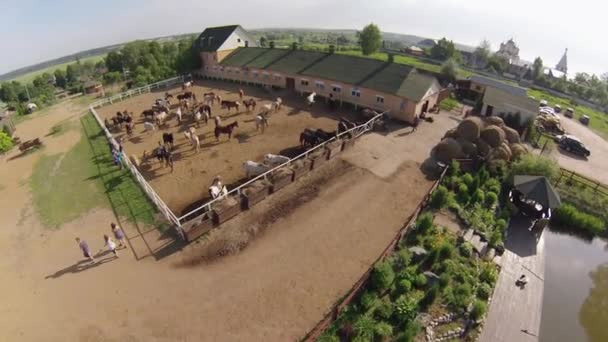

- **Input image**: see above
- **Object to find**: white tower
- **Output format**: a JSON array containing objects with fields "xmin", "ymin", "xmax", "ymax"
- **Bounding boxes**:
[{"xmin": 555, "ymin": 48, "xmax": 568, "ymax": 74}]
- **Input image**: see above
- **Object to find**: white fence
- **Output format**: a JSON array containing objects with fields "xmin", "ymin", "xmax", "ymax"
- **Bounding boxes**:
[
  {"xmin": 88, "ymin": 75, "xmax": 190, "ymax": 239},
  {"xmin": 177, "ymin": 111, "xmax": 387, "ymax": 223}
]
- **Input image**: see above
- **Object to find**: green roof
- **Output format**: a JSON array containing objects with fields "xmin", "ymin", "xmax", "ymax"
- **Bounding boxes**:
[
  {"xmin": 396, "ymin": 72, "xmax": 438, "ymax": 101},
  {"xmin": 265, "ymin": 50, "xmax": 327, "ymax": 74},
  {"xmin": 246, "ymin": 49, "xmax": 292, "ymax": 69},
  {"xmin": 360, "ymin": 63, "xmax": 413, "ymax": 95},
  {"xmin": 196, "ymin": 25, "xmax": 239, "ymax": 52},
  {"xmin": 221, "ymin": 47, "xmax": 267, "ymax": 67},
  {"xmin": 301, "ymin": 54, "xmax": 385, "ymax": 85}
]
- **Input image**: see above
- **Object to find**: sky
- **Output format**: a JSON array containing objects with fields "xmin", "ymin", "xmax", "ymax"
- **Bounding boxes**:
[{"xmin": 0, "ymin": 0, "xmax": 605, "ymax": 76}]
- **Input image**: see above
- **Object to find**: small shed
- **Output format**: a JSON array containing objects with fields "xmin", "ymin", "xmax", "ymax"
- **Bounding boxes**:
[
  {"xmin": 84, "ymin": 80, "xmax": 103, "ymax": 94},
  {"xmin": 406, "ymin": 45, "xmax": 425, "ymax": 56}
]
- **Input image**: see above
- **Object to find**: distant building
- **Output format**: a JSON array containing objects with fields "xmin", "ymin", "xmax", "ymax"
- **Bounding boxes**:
[
  {"xmin": 495, "ymin": 38, "xmax": 521, "ymax": 64},
  {"xmin": 543, "ymin": 48, "xmax": 568, "ymax": 80},
  {"xmin": 84, "ymin": 80, "xmax": 103, "ymax": 94},
  {"xmin": 195, "ymin": 25, "xmax": 257, "ymax": 67},
  {"xmin": 404, "ymin": 45, "xmax": 425, "ymax": 56}
]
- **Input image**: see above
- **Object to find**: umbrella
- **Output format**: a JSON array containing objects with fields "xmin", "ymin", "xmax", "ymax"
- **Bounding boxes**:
[{"xmin": 513, "ymin": 175, "xmax": 561, "ymax": 209}]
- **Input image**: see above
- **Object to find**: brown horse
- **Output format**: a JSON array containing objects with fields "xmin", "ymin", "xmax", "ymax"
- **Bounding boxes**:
[
  {"xmin": 243, "ymin": 98, "xmax": 256, "ymax": 112},
  {"xmin": 177, "ymin": 91, "xmax": 196, "ymax": 101},
  {"xmin": 221, "ymin": 100, "xmax": 240, "ymax": 112},
  {"xmin": 214, "ymin": 121, "xmax": 238, "ymax": 141}
]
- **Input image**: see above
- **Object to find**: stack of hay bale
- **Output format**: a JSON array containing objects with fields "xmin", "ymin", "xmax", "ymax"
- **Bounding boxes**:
[{"xmin": 433, "ymin": 116, "xmax": 528, "ymax": 164}]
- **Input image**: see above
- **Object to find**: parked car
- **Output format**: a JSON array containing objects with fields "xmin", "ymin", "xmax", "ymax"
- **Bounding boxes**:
[
  {"xmin": 564, "ymin": 107, "xmax": 574, "ymax": 118},
  {"xmin": 558, "ymin": 135, "xmax": 590, "ymax": 157},
  {"xmin": 554, "ymin": 104, "xmax": 562, "ymax": 113},
  {"xmin": 580, "ymin": 115, "xmax": 590, "ymax": 126}
]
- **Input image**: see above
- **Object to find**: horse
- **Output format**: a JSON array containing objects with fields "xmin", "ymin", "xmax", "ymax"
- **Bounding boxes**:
[
  {"xmin": 361, "ymin": 108, "xmax": 380, "ymax": 119},
  {"xmin": 143, "ymin": 121, "xmax": 156, "ymax": 133},
  {"xmin": 175, "ymin": 107, "xmax": 183, "ymax": 123},
  {"xmin": 184, "ymin": 131, "xmax": 200, "ymax": 152},
  {"xmin": 177, "ymin": 91, "xmax": 196, "ymax": 101},
  {"xmin": 182, "ymin": 81, "xmax": 193, "ymax": 91},
  {"xmin": 126, "ymin": 122, "xmax": 134, "ymax": 136},
  {"xmin": 162, "ymin": 133, "xmax": 174, "ymax": 148},
  {"xmin": 141, "ymin": 109, "xmax": 156, "ymax": 120},
  {"xmin": 221, "ymin": 100, "xmax": 240, "ymax": 112},
  {"xmin": 214, "ymin": 121, "xmax": 238, "ymax": 141},
  {"xmin": 198, "ymin": 104, "xmax": 212, "ymax": 117},
  {"xmin": 314, "ymin": 129, "xmax": 337, "ymax": 142},
  {"xmin": 255, "ymin": 114, "xmax": 269, "ymax": 133},
  {"xmin": 273, "ymin": 97, "xmax": 282, "ymax": 111},
  {"xmin": 104, "ymin": 118, "xmax": 113, "ymax": 130},
  {"xmin": 243, "ymin": 99, "xmax": 256, "ymax": 112},
  {"xmin": 214, "ymin": 116, "xmax": 222, "ymax": 127},
  {"xmin": 154, "ymin": 111, "xmax": 168, "ymax": 127},
  {"xmin": 306, "ymin": 92, "xmax": 316, "ymax": 107},
  {"xmin": 264, "ymin": 154, "xmax": 290, "ymax": 167},
  {"xmin": 299, "ymin": 128, "xmax": 321, "ymax": 147},
  {"xmin": 242, "ymin": 161, "xmax": 270, "ymax": 178},
  {"xmin": 165, "ymin": 92, "xmax": 174, "ymax": 100},
  {"xmin": 203, "ymin": 92, "xmax": 215, "ymax": 98},
  {"xmin": 194, "ymin": 110, "xmax": 209, "ymax": 127},
  {"xmin": 203, "ymin": 94, "xmax": 216, "ymax": 105}
]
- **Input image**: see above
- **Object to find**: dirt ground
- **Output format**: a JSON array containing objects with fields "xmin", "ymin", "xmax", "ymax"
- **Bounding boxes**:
[
  {"xmin": 96, "ymin": 80, "xmax": 362, "ymax": 217},
  {"xmin": 0, "ymin": 93, "xmax": 456, "ymax": 341},
  {"xmin": 553, "ymin": 116, "xmax": 608, "ymax": 185}
]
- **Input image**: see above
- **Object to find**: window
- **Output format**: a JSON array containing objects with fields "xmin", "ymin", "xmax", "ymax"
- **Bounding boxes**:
[
  {"xmin": 301, "ymin": 79, "xmax": 309, "ymax": 86},
  {"xmin": 315, "ymin": 81, "xmax": 325, "ymax": 90},
  {"xmin": 237, "ymin": 38, "xmax": 242, "ymax": 43},
  {"xmin": 351, "ymin": 88, "xmax": 361, "ymax": 97},
  {"xmin": 274, "ymin": 74, "xmax": 282, "ymax": 81},
  {"xmin": 376, "ymin": 96, "xmax": 385, "ymax": 104},
  {"xmin": 332, "ymin": 85, "xmax": 341, "ymax": 93}
]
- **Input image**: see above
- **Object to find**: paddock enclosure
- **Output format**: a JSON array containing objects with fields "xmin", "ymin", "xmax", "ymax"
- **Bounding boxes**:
[{"xmin": 96, "ymin": 79, "xmax": 364, "ymax": 219}]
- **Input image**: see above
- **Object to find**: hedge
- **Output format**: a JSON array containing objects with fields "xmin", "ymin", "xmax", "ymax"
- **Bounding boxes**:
[{"xmin": 552, "ymin": 203, "xmax": 606, "ymax": 236}]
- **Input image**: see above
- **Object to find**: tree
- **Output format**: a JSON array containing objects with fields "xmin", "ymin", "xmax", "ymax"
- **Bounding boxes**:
[
  {"xmin": 269, "ymin": 41, "xmax": 275, "ymax": 49},
  {"xmin": 259, "ymin": 36, "xmax": 267, "ymax": 48},
  {"xmin": 358, "ymin": 23, "xmax": 382, "ymax": 55},
  {"xmin": 0, "ymin": 131, "xmax": 14, "ymax": 153},
  {"xmin": 441, "ymin": 58, "xmax": 459, "ymax": 81},
  {"xmin": 54, "ymin": 69, "xmax": 67, "ymax": 89},
  {"xmin": 336, "ymin": 34, "xmax": 349, "ymax": 46},
  {"xmin": 487, "ymin": 54, "xmax": 508, "ymax": 74},
  {"xmin": 532, "ymin": 57, "xmax": 544, "ymax": 81},
  {"xmin": 105, "ymin": 51, "xmax": 124, "ymax": 73},
  {"xmin": 473, "ymin": 40, "xmax": 491, "ymax": 67},
  {"xmin": 103, "ymin": 71, "xmax": 122, "ymax": 85},
  {"xmin": 430, "ymin": 38, "xmax": 456, "ymax": 61}
]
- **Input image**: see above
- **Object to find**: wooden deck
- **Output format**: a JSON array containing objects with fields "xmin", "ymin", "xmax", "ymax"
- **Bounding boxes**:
[{"xmin": 480, "ymin": 215, "xmax": 546, "ymax": 342}]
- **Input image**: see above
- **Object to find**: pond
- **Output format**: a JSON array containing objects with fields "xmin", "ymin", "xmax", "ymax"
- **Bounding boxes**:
[{"xmin": 540, "ymin": 229, "xmax": 608, "ymax": 342}]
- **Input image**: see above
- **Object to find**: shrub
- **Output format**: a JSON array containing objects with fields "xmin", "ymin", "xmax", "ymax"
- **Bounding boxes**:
[
  {"xmin": 375, "ymin": 299, "xmax": 394, "ymax": 320},
  {"xmin": 445, "ymin": 283, "xmax": 473, "ymax": 313},
  {"xmin": 439, "ymin": 273, "xmax": 450, "ymax": 288},
  {"xmin": 421, "ymin": 285, "xmax": 440, "ymax": 309},
  {"xmin": 396, "ymin": 249, "xmax": 412, "ymax": 269},
  {"xmin": 478, "ymin": 167, "xmax": 490, "ymax": 185},
  {"xmin": 552, "ymin": 203, "xmax": 606, "ymax": 236},
  {"xmin": 395, "ymin": 321, "xmax": 421, "ymax": 342},
  {"xmin": 417, "ymin": 212, "xmax": 434, "ymax": 231},
  {"xmin": 469, "ymin": 175, "xmax": 480, "ymax": 194},
  {"xmin": 393, "ymin": 294, "xmax": 419, "ymax": 323},
  {"xmin": 372, "ymin": 261, "xmax": 395, "ymax": 291},
  {"xmin": 430, "ymin": 185, "xmax": 449, "ymax": 209},
  {"xmin": 511, "ymin": 154, "xmax": 559, "ymax": 181},
  {"xmin": 470, "ymin": 300, "xmax": 487, "ymax": 320},
  {"xmin": 353, "ymin": 315, "xmax": 377, "ymax": 341},
  {"xmin": 361, "ymin": 291, "xmax": 379, "ymax": 311},
  {"xmin": 414, "ymin": 273, "xmax": 427, "ymax": 288},
  {"xmin": 471, "ymin": 189, "xmax": 485, "ymax": 204},
  {"xmin": 0, "ymin": 131, "xmax": 13, "ymax": 153},
  {"xmin": 375, "ymin": 321, "xmax": 393, "ymax": 338},
  {"xmin": 397, "ymin": 279, "xmax": 412, "ymax": 294},
  {"xmin": 489, "ymin": 230, "xmax": 504, "ymax": 249},
  {"xmin": 483, "ymin": 178, "xmax": 501, "ymax": 195},
  {"xmin": 438, "ymin": 242, "xmax": 455, "ymax": 260},
  {"xmin": 459, "ymin": 242, "xmax": 473, "ymax": 257},
  {"xmin": 462, "ymin": 173, "xmax": 474, "ymax": 187},
  {"xmin": 477, "ymin": 283, "xmax": 492, "ymax": 300},
  {"xmin": 457, "ymin": 183, "xmax": 469, "ymax": 203},
  {"xmin": 448, "ymin": 160, "xmax": 460, "ymax": 176},
  {"xmin": 485, "ymin": 191, "xmax": 498, "ymax": 207},
  {"xmin": 480, "ymin": 264, "xmax": 498, "ymax": 285},
  {"xmin": 317, "ymin": 332, "xmax": 340, "ymax": 342},
  {"xmin": 495, "ymin": 219, "xmax": 508, "ymax": 232}
]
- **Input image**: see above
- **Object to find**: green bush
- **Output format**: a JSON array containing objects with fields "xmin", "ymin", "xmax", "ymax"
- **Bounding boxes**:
[
  {"xmin": 372, "ymin": 261, "xmax": 395, "ymax": 291},
  {"xmin": 459, "ymin": 242, "xmax": 473, "ymax": 257},
  {"xmin": 445, "ymin": 283, "xmax": 473, "ymax": 313},
  {"xmin": 448, "ymin": 160, "xmax": 460, "ymax": 176},
  {"xmin": 480, "ymin": 264, "xmax": 498, "ymax": 285},
  {"xmin": 470, "ymin": 300, "xmax": 487, "ymax": 320},
  {"xmin": 375, "ymin": 299, "xmax": 394, "ymax": 320},
  {"xmin": 471, "ymin": 189, "xmax": 485, "ymax": 204},
  {"xmin": 421, "ymin": 285, "xmax": 440, "ymax": 308},
  {"xmin": 485, "ymin": 191, "xmax": 498, "ymax": 207},
  {"xmin": 430, "ymin": 185, "xmax": 449, "ymax": 209},
  {"xmin": 511, "ymin": 154, "xmax": 559, "ymax": 181},
  {"xmin": 397, "ymin": 279, "xmax": 412, "ymax": 294},
  {"xmin": 483, "ymin": 178, "xmax": 501, "ymax": 195},
  {"xmin": 317, "ymin": 332, "xmax": 340, "ymax": 342},
  {"xmin": 477, "ymin": 283, "xmax": 492, "ymax": 300},
  {"xmin": 375, "ymin": 321, "xmax": 393, "ymax": 338},
  {"xmin": 457, "ymin": 183, "xmax": 469, "ymax": 203},
  {"xmin": 417, "ymin": 212, "xmax": 434, "ymax": 231},
  {"xmin": 393, "ymin": 294, "xmax": 419, "ymax": 323},
  {"xmin": 469, "ymin": 175, "xmax": 480, "ymax": 194},
  {"xmin": 552, "ymin": 203, "xmax": 606, "ymax": 236},
  {"xmin": 439, "ymin": 273, "xmax": 450, "ymax": 288},
  {"xmin": 438, "ymin": 242, "xmax": 455, "ymax": 260},
  {"xmin": 396, "ymin": 249, "xmax": 412, "ymax": 269},
  {"xmin": 414, "ymin": 274, "xmax": 427, "ymax": 288},
  {"xmin": 395, "ymin": 321, "xmax": 421, "ymax": 342},
  {"xmin": 478, "ymin": 167, "xmax": 490, "ymax": 185},
  {"xmin": 353, "ymin": 315, "xmax": 377, "ymax": 341},
  {"xmin": 361, "ymin": 291, "xmax": 380, "ymax": 311},
  {"xmin": 0, "ymin": 131, "xmax": 14, "ymax": 153},
  {"xmin": 462, "ymin": 173, "xmax": 474, "ymax": 187}
]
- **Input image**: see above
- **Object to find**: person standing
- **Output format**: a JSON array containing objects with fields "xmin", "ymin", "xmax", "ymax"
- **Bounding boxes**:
[
  {"xmin": 76, "ymin": 237, "xmax": 94, "ymax": 262},
  {"xmin": 102, "ymin": 234, "xmax": 119, "ymax": 257},
  {"xmin": 111, "ymin": 223, "xmax": 127, "ymax": 248}
]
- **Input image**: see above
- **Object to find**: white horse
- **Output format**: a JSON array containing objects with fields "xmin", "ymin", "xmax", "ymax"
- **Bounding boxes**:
[
  {"xmin": 274, "ymin": 97, "xmax": 282, "ymax": 111},
  {"xmin": 175, "ymin": 107, "xmax": 182, "ymax": 123},
  {"xmin": 154, "ymin": 111, "xmax": 168, "ymax": 126},
  {"xmin": 264, "ymin": 153, "xmax": 290, "ymax": 167},
  {"xmin": 214, "ymin": 116, "xmax": 222, "ymax": 127},
  {"xmin": 203, "ymin": 94, "xmax": 215, "ymax": 105},
  {"xmin": 242, "ymin": 160, "xmax": 270, "ymax": 178},
  {"xmin": 184, "ymin": 130, "xmax": 200, "ymax": 152},
  {"xmin": 255, "ymin": 114, "xmax": 269, "ymax": 133},
  {"xmin": 182, "ymin": 81, "xmax": 193, "ymax": 90},
  {"xmin": 306, "ymin": 92, "xmax": 316, "ymax": 107},
  {"xmin": 143, "ymin": 121, "xmax": 155, "ymax": 133}
]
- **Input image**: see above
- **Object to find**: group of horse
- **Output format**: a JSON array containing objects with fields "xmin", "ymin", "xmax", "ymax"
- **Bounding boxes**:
[
  {"xmin": 104, "ymin": 111, "xmax": 135, "ymax": 136},
  {"xmin": 298, "ymin": 117, "xmax": 359, "ymax": 148}
]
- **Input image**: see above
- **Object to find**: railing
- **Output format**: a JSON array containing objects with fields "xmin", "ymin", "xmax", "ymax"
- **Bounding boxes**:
[
  {"xmin": 556, "ymin": 167, "xmax": 608, "ymax": 196},
  {"xmin": 88, "ymin": 75, "xmax": 190, "ymax": 239},
  {"xmin": 177, "ymin": 111, "xmax": 387, "ymax": 223}
]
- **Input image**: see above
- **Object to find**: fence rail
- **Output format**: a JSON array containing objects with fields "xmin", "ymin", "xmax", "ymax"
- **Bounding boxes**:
[
  {"xmin": 88, "ymin": 74, "xmax": 190, "ymax": 239},
  {"xmin": 556, "ymin": 167, "xmax": 608, "ymax": 196}
]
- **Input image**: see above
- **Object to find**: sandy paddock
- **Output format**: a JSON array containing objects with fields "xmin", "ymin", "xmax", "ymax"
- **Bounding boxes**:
[{"xmin": 96, "ymin": 80, "xmax": 363, "ymax": 217}]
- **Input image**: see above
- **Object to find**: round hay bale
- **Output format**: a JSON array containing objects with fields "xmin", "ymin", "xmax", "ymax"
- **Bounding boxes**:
[
  {"xmin": 510, "ymin": 143, "xmax": 528, "ymax": 160},
  {"xmin": 456, "ymin": 117, "xmax": 483, "ymax": 141},
  {"xmin": 490, "ymin": 147, "xmax": 510, "ymax": 161},
  {"xmin": 433, "ymin": 138, "xmax": 465, "ymax": 163},
  {"xmin": 483, "ymin": 116, "xmax": 504, "ymax": 127},
  {"xmin": 475, "ymin": 138, "xmax": 491, "ymax": 157},
  {"xmin": 443, "ymin": 128, "xmax": 459, "ymax": 140},
  {"xmin": 502, "ymin": 126, "xmax": 521, "ymax": 144},
  {"xmin": 457, "ymin": 138, "xmax": 478, "ymax": 157},
  {"xmin": 499, "ymin": 142, "xmax": 512, "ymax": 160},
  {"xmin": 481, "ymin": 125, "xmax": 506, "ymax": 148}
]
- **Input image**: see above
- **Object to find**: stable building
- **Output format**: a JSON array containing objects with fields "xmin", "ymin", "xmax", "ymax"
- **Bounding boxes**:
[
  {"xmin": 195, "ymin": 25, "xmax": 257, "ymax": 66},
  {"xmin": 472, "ymin": 76, "xmax": 538, "ymax": 123},
  {"xmin": 195, "ymin": 25, "xmax": 442, "ymax": 124}
]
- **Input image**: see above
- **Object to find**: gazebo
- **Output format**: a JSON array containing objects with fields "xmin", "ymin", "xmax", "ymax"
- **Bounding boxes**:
[{"xmin": 509, "ymin": 175, "xmax": 561, "ymax": 234}]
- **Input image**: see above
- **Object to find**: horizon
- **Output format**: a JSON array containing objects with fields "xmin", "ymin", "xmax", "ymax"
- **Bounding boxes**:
[{"xmin": 0, "ymin": 0, "xmax": 604, "ymax": 77}]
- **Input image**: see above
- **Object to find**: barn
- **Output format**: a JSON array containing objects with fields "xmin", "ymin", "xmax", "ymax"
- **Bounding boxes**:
[{"xmin": 195, "ymin": 25, "xmax": 442, "ymax": 124}]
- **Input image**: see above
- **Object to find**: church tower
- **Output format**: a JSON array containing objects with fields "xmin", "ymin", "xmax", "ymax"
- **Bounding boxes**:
[{"xmin": 556, "ymin": 48, "xmax": 568, "ymax": 74}]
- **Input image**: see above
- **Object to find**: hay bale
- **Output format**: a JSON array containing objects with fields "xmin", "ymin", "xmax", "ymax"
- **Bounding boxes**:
[
  {"xmin": 510, "ymin": 143, "xmax": 528, "ymax": 159},
  {"xmin": 456, "ymin": 117, "xmax": 483, "ymax": 141},
  {"xmin": 499, "ymin": 142, "xmax": 512, "ymax": 160},
  {"xmin": 490, "ymin": 147, "xmax": 510, "ymax": 161},
  {"xmin": 483, "ymin": 116, "xmax": 504, "ymax": 127},
  {"xmin": 480, "ymin": 125, "xmax": 506, "ymax": 148},
  {"xmin": 457, "ymin": 138, "xmax": 478, "ymax": 157},
  {"xmin": 475, "ymin": 138, "xmax": 491, "ymax": 157},
  {"xmin": 502, "ymin": 126, "xmax": 521, "ymax": 144},
  {"xmin": 433, "ymin": 138, "xmax": 465, "ymax": 163},
  {"xmin": 443, "ymin": 128, "xmax": 459, "ymax": 140}
]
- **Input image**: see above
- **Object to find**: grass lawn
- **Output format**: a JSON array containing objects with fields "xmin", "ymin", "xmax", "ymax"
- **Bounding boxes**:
[
  {"xmin": 10, "ymin": 55, "xmax": 106, "ymax": 83},
  {"xmin": 29, "ymin": 114, "xmax": 160, "ymax": 229},
  {"xmin": 528, "ymin": 89, "xmax": 608, "ymax": 140},
  {"xmin": 439, "ymin": 97, "xmax": 459, "ymax": 111}
]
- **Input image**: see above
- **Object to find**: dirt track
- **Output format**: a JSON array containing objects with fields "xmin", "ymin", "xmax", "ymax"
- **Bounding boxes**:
[{"xmin": 0, "ymin": 95, "xmax": 455, "ymax": 341}]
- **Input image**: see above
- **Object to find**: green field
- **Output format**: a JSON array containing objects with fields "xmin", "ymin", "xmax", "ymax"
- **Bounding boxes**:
[
  {"xmin": 529, "ymin": 89, "xmax": 608, "ymax": 140},
  {"xmin": 10, "ymin": 54, "xmax": 106, "ymax": 83}
]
